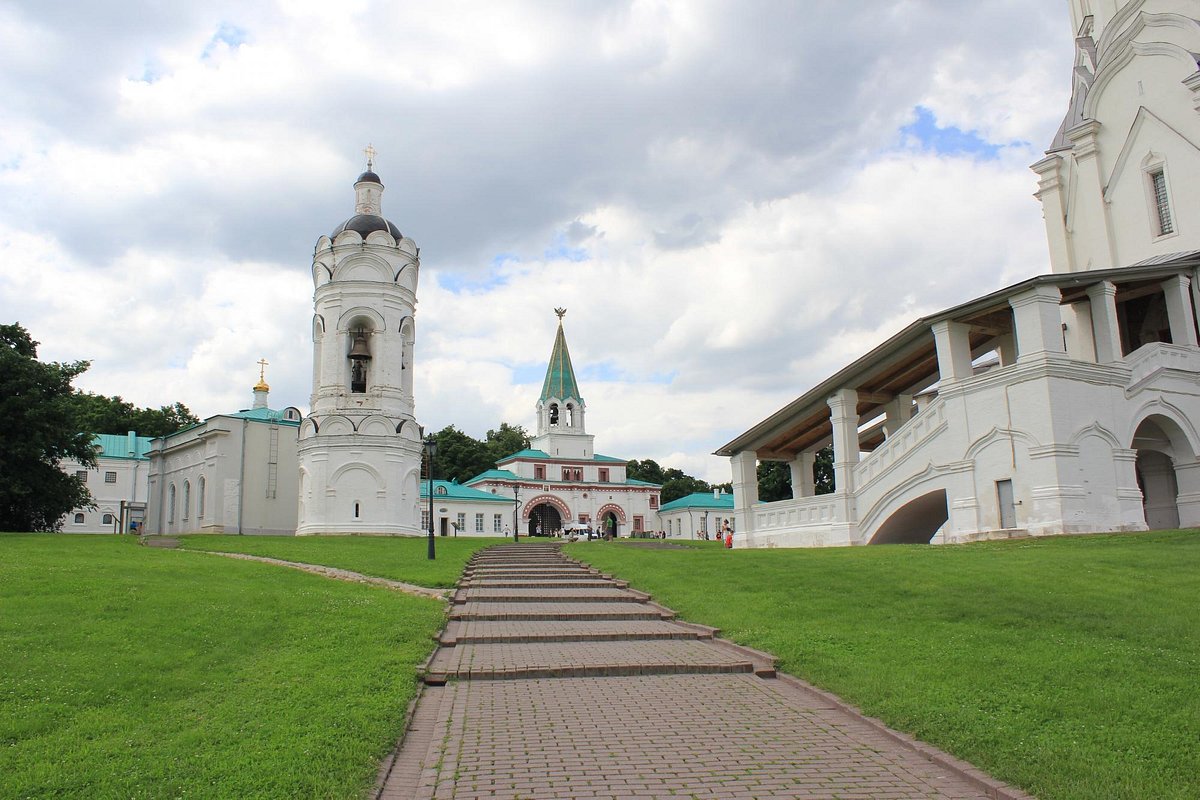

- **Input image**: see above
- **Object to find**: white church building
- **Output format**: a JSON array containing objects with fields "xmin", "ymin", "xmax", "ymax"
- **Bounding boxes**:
[
  {"xmin": 462, "ymin": 311, "xmax": 662, "ymax": 538},
  {"xmin": 719, "ymin": 0, "xmax": 1200, "ymax": 548}
]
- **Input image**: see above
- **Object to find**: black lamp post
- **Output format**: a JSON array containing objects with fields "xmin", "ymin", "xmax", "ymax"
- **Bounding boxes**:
[
  {"xmin": 512, "ymin": 484, "xmax": 520, "ymax": 543},
  {"xmin": 424, "ymin": 436, "xmax": 437, "ymax": 560}
]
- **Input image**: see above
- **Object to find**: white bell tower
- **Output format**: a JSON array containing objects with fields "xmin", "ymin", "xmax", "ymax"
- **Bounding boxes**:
[{"xmin": 296, "ymin": 150, "xmax": 424, "ymax": 535}]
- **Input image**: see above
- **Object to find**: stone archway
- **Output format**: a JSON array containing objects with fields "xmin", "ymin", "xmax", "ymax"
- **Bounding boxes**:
[
  {"xmin": 1131, "ymin": 414, "xmax": 1199, "ymax": 529},
  {"xmin": 528, "ymin": 503, "xmax": 562, "ymax": 537}
]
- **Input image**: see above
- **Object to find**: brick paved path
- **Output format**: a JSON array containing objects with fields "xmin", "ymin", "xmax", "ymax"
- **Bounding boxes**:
[{"xmin": 377, "ymin": 543, "xmax": 1029, "ymax": 800}]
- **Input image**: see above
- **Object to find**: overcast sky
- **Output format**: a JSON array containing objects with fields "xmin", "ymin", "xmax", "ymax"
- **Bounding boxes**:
[{"xmin": 0, "ymin": 1, "xmax": 1074, "ymax": 482}]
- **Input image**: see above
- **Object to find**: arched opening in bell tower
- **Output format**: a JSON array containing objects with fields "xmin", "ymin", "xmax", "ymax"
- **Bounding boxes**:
[{"xmin": 346, "ymin": 316, "xmax": 374, "ymax": 394}]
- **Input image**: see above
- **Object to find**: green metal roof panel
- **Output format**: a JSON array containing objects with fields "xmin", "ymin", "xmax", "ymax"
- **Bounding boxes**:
[
  {"xmin": 466, "ymin": 469, "xmax": 522, "ymax": 483},
  {"xmin": 92, "ymin": 433, "xmax": 154, "ymax": 460},
  {"xmin": 592, "ymin": 454, "xmax": 624, "ymax": 462},
  {"xmin": 658, "ymin": 492, "xmax": 735, "ymax": 513},
  {"xmin": 497, "ymin": 449, "xmax": 552, "ymax": 462},
  {"xmin": 420, "ymin": 480, "xmax": 513, "ymax": 502},
  {"xmin": 539, "ymin": 319, "xmax": 583, "ymax": 403},
  {"xmin": 624, "ymin": 478, "xmax": 661, "ymax": 486},
  {"xmin": 227, "ymin": 407, "xmax": 300, "ymax": 426}
]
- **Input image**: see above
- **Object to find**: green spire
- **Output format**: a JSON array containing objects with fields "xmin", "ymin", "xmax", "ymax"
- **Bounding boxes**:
[{"xmin": 540, "ymin": 308, "xmax": 582, "ymax": 403}]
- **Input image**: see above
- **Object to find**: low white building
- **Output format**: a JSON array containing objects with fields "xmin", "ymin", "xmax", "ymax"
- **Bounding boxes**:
[
  {"xmin": 463, "ymin": 311, "xmax": 662, "ymax": 537},
  {"xmin": 61, "ymin": 432, "xmax": 152, "ymax": 533},
  {"xmin": 145, "ymin": 381, "xmax": 301, "ymax": 535},
  {"xmin": 420, "ymin": 480, "xmax": 516, "ymax": 537},
  {"xmin": 658, "ymin": 491, "xmax": 734, "ymax": 540},
  {"xmin": 719, "ymin": 1, "xmax": 1200, "ymax": 548}
]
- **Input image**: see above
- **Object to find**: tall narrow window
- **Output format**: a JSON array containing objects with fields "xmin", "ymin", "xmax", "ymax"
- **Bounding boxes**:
[
  {"xmin": 475, "ymin": 513, "xmax": 484, "ymax": 532},
  {"xmin": 354, "ymin": 502, "xmax": 361, "ymax": 519},
  {"xmin": 182, "ymin": 481, "xmax": 190, "ymax": 520},
  {"xmin": 1151, "ymin": 170, "xmax": 1174, "ymax": 236},
  {"xmin": 168, "ymin": 484, "xmax": 176, "ymax": 524},
  {"xmin": 198, "ymin": 476, "xmax": 206, "ymax": 518}
]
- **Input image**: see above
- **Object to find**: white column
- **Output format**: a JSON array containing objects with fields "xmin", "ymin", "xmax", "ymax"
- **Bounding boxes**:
[
  {"xmin": 730, "ymin": 450, "xmax": 758, "ymax": 539},
  {"xmin": 827, "ymin": 388, "xmax": 859, "ymax": 495},
  {"xmin": 1161, "ymin": 275, "xmax": 1199, "ymax": 348},
  {"xmin": 1009, "ymin": 284, "xmax": 1066, "ymax": 361},
  {"xmin": 883, "ymin": 394, "xmax": 914, "ymax": 436},
  {"xmin": 1031, "ymin": 154, "xmax": 1074, "ymax": 273},
  {"xmin": 931, "ymin": 320, "xmax": 973, "ymax": 382},
  {"xmin": 790, "ymin": 452, "xmax": 815, "ymax": 498},
  {"xmin": 995, "ymin": 333, "xmax": 1017, "ymax": 367},
  {"xmin": 1086, "ymin": 281, "xmax": 1122, "ymax": 363}
]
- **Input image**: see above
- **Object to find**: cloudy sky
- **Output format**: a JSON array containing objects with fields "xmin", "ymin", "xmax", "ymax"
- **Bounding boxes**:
[{"xmin": 0, "ymin": 0, "xmax": 1075, "ymax": 482}]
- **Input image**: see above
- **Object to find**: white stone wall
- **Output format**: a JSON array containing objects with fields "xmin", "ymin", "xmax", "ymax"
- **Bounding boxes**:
[
  {"xmin": 298, "ymin": 177, "xmax": 423, "ymax": 536},
  {"xmin": 61, "ymin": 456, "xmax": 148, "ymax": 533}
]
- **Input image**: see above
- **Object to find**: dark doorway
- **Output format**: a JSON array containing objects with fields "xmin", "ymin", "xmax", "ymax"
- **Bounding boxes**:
[
  {"xmin": 601, "ymin": 511, "xmax": 619, "ymax": 539},
  {"xmin": 528, "ymin": 503, "xmax": 562, "ymax": 536}
]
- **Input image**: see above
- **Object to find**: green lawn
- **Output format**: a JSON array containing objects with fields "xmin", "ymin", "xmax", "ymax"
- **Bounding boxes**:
[
  {"xmin": 566, "ymin": 530, "xmax": 1200, "ymax": 800},
  {"xmin": 0, "ymin": 534, "xmax": 448, "ymax": 799},
  {"xmin": 176, "ymin": 534, "xmax": 502, "ymax": 587}
]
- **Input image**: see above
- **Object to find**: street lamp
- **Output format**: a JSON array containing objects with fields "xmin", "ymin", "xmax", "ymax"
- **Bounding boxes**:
[
  {"xmin": 424, "ymin": 435, "xmax": 437, "ymax": 560},
  {"xmin": 512, "ymin": 484, "xmax": 520, "ymax": 543}
]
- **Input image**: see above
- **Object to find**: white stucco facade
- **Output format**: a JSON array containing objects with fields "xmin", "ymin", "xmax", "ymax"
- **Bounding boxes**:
[
  {"xmin": 296, "ymin": 169, "xmax": 424, "ymax": 535},
  {"xmin": 61, "ymin": 432, "xmax": 152, "ymax": 533},
  {"xmin": 146, "ymin": 388, "xmax": 302, "ymax": 536},
  {"xmin": 462, "ymin": 313, "xmax": 662, "ymax": 537},
  {"xmin": 720, "ymin": 0, "xmax": 1200, "ymax": 548}
]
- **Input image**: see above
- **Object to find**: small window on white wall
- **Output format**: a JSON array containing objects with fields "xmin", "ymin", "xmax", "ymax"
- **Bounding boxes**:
[
  {"xmin": 1150, "ymin": 170, "xmax": 1174, "ymax": 236},
  {"xmin": 197, "ymin": 476, "xmax": 206, "ymax": 518},
  {"xmin": 74, "ymin": 513, "xmax": 85, "ymax": 524}
]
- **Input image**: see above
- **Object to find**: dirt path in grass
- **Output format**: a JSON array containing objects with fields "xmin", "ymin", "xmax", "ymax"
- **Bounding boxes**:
[{"xmin": 192, "ymin": 550, "xmax": 452, "ymax": 600}]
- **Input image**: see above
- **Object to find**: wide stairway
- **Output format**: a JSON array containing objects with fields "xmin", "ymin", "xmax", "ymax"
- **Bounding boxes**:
[
  {"xmin": 378, "ymin": 542, "xmax": 1009, "ymax": 800},
  {"xmin": 426, "ymin": 542, "xmax": 773, "ymax": 681}
]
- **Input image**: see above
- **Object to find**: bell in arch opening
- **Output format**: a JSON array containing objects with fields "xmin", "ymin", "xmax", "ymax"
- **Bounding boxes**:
[{"xmin": 348, "ymin": 328, "xmax": 372, "ymax": 393}]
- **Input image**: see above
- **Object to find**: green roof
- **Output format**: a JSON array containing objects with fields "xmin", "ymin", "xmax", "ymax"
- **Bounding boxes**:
[
  {"xmin": 227, "ymin": 407, "xmax": 301, "ymax": 425},
  {"xmin": 624, "ymin": 478, "xmax": 660, "ymax": 487},
  {"xmin": 420, "ymin": 480, "xmax": 512, "ymax": 503},
  {"xmin": 466, "ymin": 469, "xmax": 521, "ymax": 483},
  {"xmin": 540, "ymin": 317, "xmax": 583, "ymax": 403},
  {"xmin": 497, "ymin": 449, "xmax": 628, "ymax": 465},
  {"xmin": 658, "ymin": 492, "xmax": 734, "ymax": 513},
  {"xmin": 92, "ymin": 433, "xmax": 153, "ymax": 460}
]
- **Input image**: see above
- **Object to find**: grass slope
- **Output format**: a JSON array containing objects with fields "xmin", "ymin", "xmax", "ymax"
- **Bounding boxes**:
[
  {"xmin": 0, "ymin": 535, "xmax": 447, "ymax": 799},
  {"xmin": 177, "ymin": 534, "xmax": 501, "ymax": 587},
  {"xmin": 567, "ymin": 531, "xmax": 1200, "ymax": 800}
]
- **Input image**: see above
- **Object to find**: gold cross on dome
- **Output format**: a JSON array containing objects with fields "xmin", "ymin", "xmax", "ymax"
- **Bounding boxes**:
[
  {"xmin": 363, "ymin": 143, "xmax": 377, "ymax": 170},
  {"xmin": 257, "ymin": 358, "xmax": 269, "ymax": 381}
]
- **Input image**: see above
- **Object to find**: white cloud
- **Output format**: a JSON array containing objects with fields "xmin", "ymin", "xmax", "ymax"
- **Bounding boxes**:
[{"xmin": 0, "ymin": 0, "xmax": 1074, "ymax": 485}]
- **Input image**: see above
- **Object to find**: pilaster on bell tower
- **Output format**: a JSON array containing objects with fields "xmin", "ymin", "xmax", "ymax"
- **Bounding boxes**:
[
  {"xmin": 531, "ymin": 308, "xmax": 595, "ymax": 459},
  {"xmin": 296, "ymin": 147, "xmax": 424, "ymax": 535}
]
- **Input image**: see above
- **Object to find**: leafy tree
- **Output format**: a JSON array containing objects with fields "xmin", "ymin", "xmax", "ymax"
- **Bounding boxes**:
[
  {"xmin": 757, "ymin": 460, "xmax": 792, "ymax": 503},
  {"xmin": 0, "ymin": 324, "xmax": 96, "ymax": 531},
  {"xmin": 626, "ymin": 458, "xmax": 666, "ymax": 485},
  {"xmin": 756, "ymin": 445, "xmax": 835, "ymax": 502},
  {"xmin": 484, "ymin": 422, "xmax": 530, "ymax": 463},
  {"xmin": 72, "ymin": 393, "xmax": 199, "ymax": 438},
  {"xmin": 429, "ymin": 425, "xmax": 492, "ymax": 483},
  {"xmin": 814, "ymin": 445, "xmax": 834, "ymax": 494}
]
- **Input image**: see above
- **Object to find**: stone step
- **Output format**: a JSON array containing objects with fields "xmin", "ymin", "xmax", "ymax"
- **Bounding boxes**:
[
  {"xmin": 451, "ymin": 602, "xmax": 673, "ymax": 622},
  {"xmin": 463, "ymin": 579, "xmax": 625, "ymax": 589},
  {"xmin": 441, "ymin": 619, "xmax": 711, "ymax": 645},
  {"xmin": 424, "ymin": 640, "xmax": 754, "ymax": 683},
  {"xmin": 454, "ymin": 587, "xmax": 647, "ymax": 604}
]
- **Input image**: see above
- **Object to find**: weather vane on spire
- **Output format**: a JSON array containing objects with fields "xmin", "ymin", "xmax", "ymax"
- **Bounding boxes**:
[
  {"xmin": 363, "ymin": 143, "xmax": 377, "ymax": 171},
  {"xmin": 554, "ymin": 307, "xmax": 567, "ymax": 321}
]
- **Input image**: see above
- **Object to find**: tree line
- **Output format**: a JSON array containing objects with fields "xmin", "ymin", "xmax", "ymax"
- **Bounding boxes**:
[{"xmin": 2, "ymin": 323, "xmax": 200, "ymax": 532}]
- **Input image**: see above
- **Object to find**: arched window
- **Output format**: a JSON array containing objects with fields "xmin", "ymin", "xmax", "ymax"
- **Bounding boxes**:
[
  {"xmin": 197, "ymin": 476, "xmax": 206, "ymax": 518},
  {"xmin": 565, "ymin": 403, "xmax": 574, "ymax": 427},
  {"xmin": 549, "ymin": 403, "xmax": 559, "ymax": 425},
  {"xmin": 353, "ymin": 502, "xmax": 361, "ymax": 519},
  {"xmin": 102, "ymin": 513, "xmax": 114, "ymax": 525},
  {"xmin": 73, "ymin": 513, "xmax": 85, "ymax": 524},
  {"xmin": 168, "ymin": 484, "xmax": 176, "ymax": 524},
  {"xmin": 182, "ymin": 481, "xmax": 190, "ymax": 520}
]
